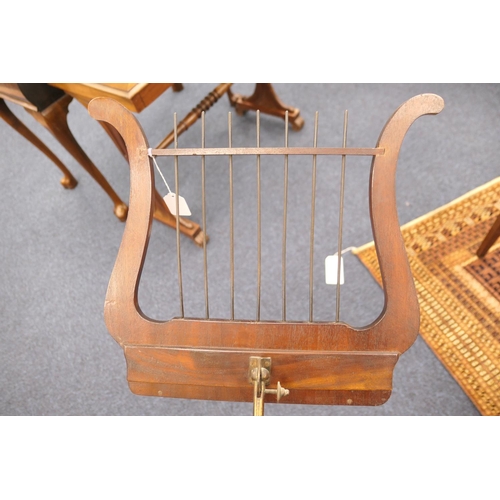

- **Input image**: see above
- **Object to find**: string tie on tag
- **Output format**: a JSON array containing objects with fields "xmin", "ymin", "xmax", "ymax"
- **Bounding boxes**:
[{"xmin": 148, "ymin": 150, "xmax": 191, "ymax": 216}]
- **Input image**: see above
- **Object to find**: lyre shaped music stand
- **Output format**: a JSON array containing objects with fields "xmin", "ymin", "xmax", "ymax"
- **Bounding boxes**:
[{"xmin": 88, "ymin": 93, "xmax": 444, "ymax": 416}]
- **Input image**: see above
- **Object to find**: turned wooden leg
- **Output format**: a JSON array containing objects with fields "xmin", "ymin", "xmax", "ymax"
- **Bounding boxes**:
[
  {"xmin": 227, "ymin": 83, "xmax": 305, "ymax": 131},
  {"xmin": 0, "ymin": 98, "xmax": 78, "ymax": 189},
  {"xmin": 156, "ymin": 83, "xmax": 232, "ymax": 149},
  {"xmin": 25, "ymin": 94, "xmax": 128, "ymax": 221},
  {"xmin": 477, "ymin": 213, "xmax": 500, "ymax": 257}
]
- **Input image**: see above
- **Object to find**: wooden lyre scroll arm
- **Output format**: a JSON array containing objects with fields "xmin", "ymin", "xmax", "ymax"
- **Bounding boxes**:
[{"xmin": 368, "ymin": 93, "xmax": 445, "ymax": 349}]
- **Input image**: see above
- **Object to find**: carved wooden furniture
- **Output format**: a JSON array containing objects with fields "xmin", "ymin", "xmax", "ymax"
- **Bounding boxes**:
[
  {"xmin": 0, "ymin": 83, "xmax": 128, "ymax": 218},
  {"xmin": 0, "ymin": 85, "xmax": 78, "ymax": 190},
  {"xmin": 50, "ymin": 83, "xmax": 303, "ymax": 246},
  {"xmin": 88, "ymin": 93, "xmax": 444, "ymax": 415}
]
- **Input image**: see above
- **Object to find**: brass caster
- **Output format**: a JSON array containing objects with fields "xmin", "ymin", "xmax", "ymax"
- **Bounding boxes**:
[
  {"xmin": 233, "ymin": 105, "xmax": 246, "ymax": 117},
  {"xmin": 60, "ymin": 175, "xmax": 78, "ymax": 189},
  {"xmin": 114, "ymin": 203, "xmax": 129, "ymax": 222},
  {"xmin": 291, "ymin": 115, "xmax": 305, "ymax": 132},
  {"xmin": 193, "ymin": 230, "xmax": 209, "ymax": 248}
]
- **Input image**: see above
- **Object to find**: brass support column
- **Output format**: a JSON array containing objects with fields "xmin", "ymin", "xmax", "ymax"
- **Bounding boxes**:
[{"xmin": 249, "ymin": 357, "xmax": 289, "ymax": 416}]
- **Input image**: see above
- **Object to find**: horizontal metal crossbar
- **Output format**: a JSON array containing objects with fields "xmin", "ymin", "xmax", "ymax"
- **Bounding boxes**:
[{"xmin": 150, "ymin": 147, "xmax": 385, "ymax": 157}]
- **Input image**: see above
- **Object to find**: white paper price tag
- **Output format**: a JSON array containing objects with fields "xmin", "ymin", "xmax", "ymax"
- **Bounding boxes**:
[
  {"xmin": 325, "ymin": 254, "xmax": 344, "ymax": 285},
  {"xmin": 164, "ymin": 193, "xmax": 191, "ymax": 217}
]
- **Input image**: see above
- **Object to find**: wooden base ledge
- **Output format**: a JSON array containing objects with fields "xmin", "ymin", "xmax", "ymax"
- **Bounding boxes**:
[
  {"xmin": 128, "ymin": 382, "xmax": 393, "ymax": 407},
  {"xmin": 124, "ymin": 346, "xmax": 398, "ymax": 406}
]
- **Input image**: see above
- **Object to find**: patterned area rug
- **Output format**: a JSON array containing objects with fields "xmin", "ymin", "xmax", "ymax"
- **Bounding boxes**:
[{"xmin": 353, "ymin": 178, "xmax": 500, "ymax": 416}]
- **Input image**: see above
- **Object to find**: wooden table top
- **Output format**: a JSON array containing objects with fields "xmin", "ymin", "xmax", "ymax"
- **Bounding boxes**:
[{"xmin": 49, "ymin": 83, "xmax": 173, "ymax": 113}]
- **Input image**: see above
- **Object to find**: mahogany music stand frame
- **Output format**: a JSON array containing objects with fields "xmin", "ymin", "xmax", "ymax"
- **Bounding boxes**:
[{"xmin": 89, "ymin": 93, "xmax": 444, "ymax": 416}]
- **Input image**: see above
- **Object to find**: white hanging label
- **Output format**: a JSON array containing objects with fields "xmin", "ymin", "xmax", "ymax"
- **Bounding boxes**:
[
  {"xmin": 164, "ymin": 193, "xmax": 191, "ymax": 217},
  {"xmin": 325, "ymin": 254, "xmax": 344, "ymax": 285}
]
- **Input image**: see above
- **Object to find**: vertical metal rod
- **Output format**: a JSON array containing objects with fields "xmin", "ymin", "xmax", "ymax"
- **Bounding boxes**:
[
  {"xmin": 256, "ymin": 110, "xmax": 262, "ymax": 321},
  {"xmin": 229, "ymin": 112, "xmax": 235, "ymax": 320},
  {"xmin": 201, "ymin": 112, "xmax": 209, "ymax": 319},
  {"xmin": 282, "ymin": 111, "xmax": 289, "ymax": 322},
  {"xmin": 335, "ymin": 110, "xmax": 348, "ymax": 323},
  {"xmin": 309, "ymin": 112, "xmax": 319, "ymax": 323},
  {"xmin": 174, "ymin": 113, "xmax": 184, "ymax": 318}
]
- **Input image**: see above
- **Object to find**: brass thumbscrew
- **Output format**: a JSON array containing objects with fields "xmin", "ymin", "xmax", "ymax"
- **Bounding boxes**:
[
  {"xmin": 252, "ymin": 367, "xmax": 289, "ymax": 403},
  {"xmin": 264, "ymin": 381, "xmax": 289, "ymax": 403}
]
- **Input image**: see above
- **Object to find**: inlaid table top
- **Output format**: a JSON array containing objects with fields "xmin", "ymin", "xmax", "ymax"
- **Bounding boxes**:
[{"xmin": 49, "ymin": 83, "xmax": 174, "ymax": 112}]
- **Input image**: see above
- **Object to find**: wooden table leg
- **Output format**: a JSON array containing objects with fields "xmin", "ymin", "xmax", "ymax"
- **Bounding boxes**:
[
  {"xmin": 24, "ymin": 94, "xmax": 128, "ymax": 221},
  {"xmin": 477, "ymin": 213, "xmax": 500, "ymax": 257},
  {"xmin": 0, "ymin": 98, "xmax": 77, "ymax": 189},
  {"xmin": 156, "ymin": 83, "xmax": 232, "ymax": 149},
  {"xmin": 227, "ymin": 83, "xmax": 305, "ymax": 131}
]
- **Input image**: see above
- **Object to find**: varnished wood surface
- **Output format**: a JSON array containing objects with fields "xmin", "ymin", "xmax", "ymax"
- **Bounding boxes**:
[
  {"xmin": 89, "ymin": 94, "xmax": 444, "ymax": 407},
  {"xmin": 125, "ymin": 346, "xmax": 398, "ymax": 404},
  {"xmin": 125, "ymin": 347, "xmax": 398, "ymax": 390},
  {"xmin": 0, "ymin": 97, "xmax": 77, "ymax": 189},
  {"xmin": 0, "ymin": 83, "xmax": 38, "ymax": 110},
  {"xmin": 128, "ymin": 382, "xmax": 393, "ymax": 406},
  {"xmin": 126, "ymin": 348, "xmax": 398, "ymax": 405},
  {"xmin": 0, "ymin": 84, "xmax": 127, "ymax": 218},
  {"xmin": 24, "ymin": 94, "xmax": 128, "ymax": 221},
  {"xmin": 49, "ymin": 83, "xmax": 174, "ymax": 112}
]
